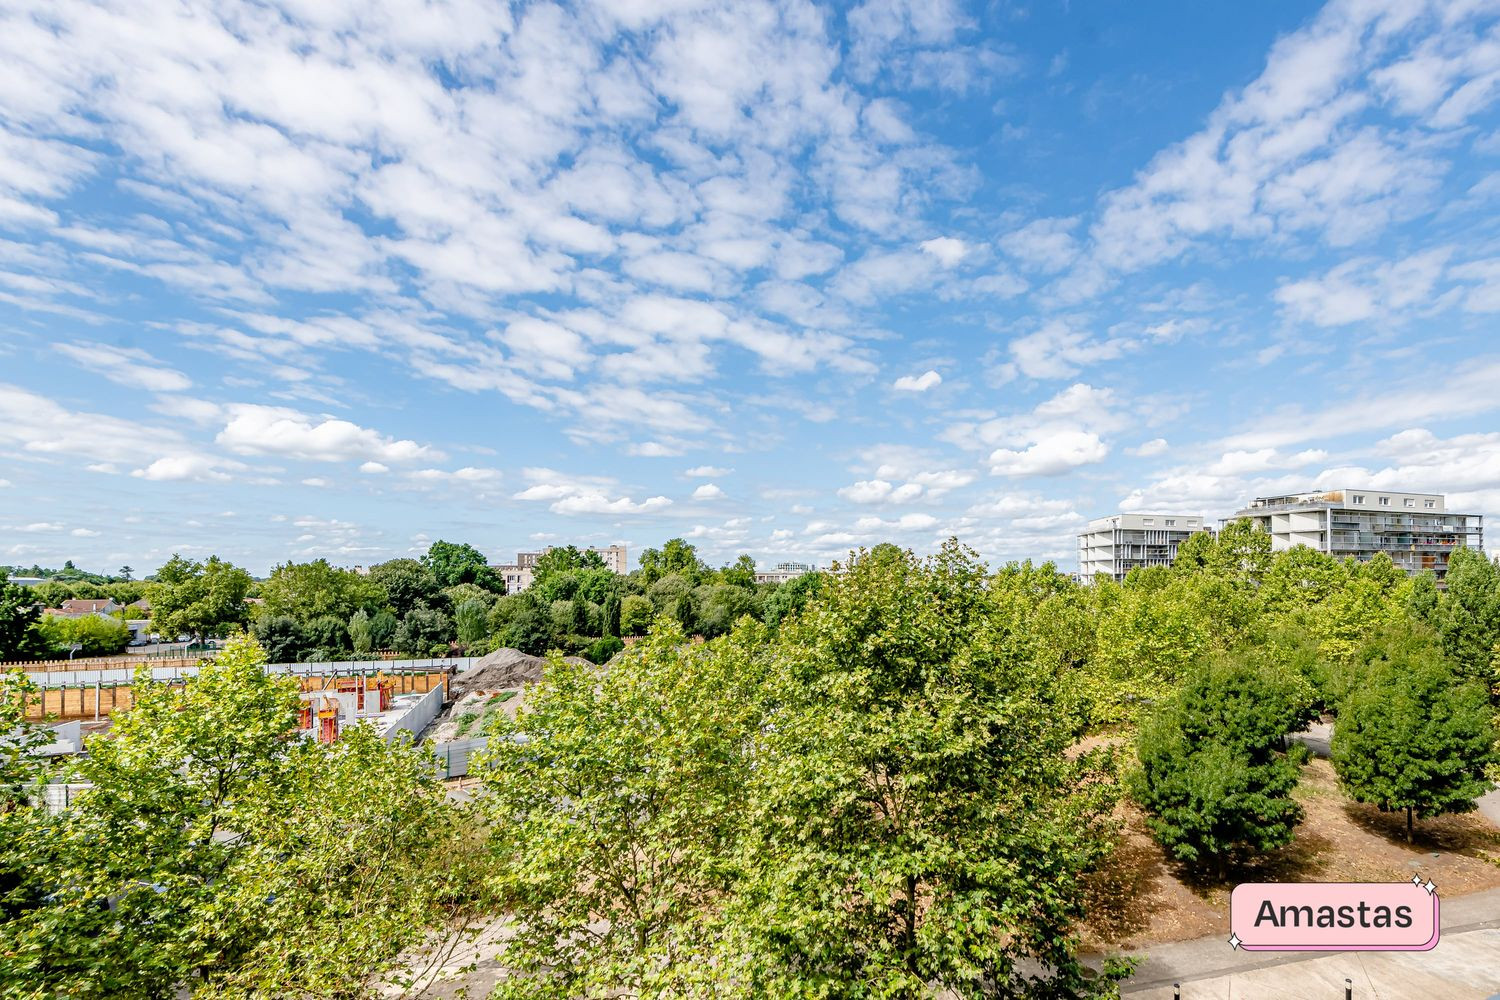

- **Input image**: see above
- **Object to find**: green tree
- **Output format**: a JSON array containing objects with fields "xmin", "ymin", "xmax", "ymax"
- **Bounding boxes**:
[
  {"xmin": 368, "ymin": 608, "xmax": 398, "ymax": 650},
  {"xmin": 302, "ymin": 614, "xmax": 350, "ymax": 656},
  {"xmin": 671, "ymin": 593, "xmax": 697, "ymax": 635},
  {"xmin": 637, "ymin": 538, "xmax": 706, "ymax": 586},
  {"xmin": 0, "ymin": 670, "xmax": 48, "ymax": 810},
  {"xmin": 118, "ymin": 565, "xmax": 133, "ymax": 582},
  {"xmin": 693, "ymin": 583, "xmax": 756, "ymax": 638},
  {"xmin": 210, "ymin": 727, "xmax": 488, "ymax": 998},
  {"xmin": 252, "ymin": 614, "xmax": 302, "ymax": 665},
  {"xmin": 0, "ymin": 635, "xmax": 489, "ymax": 997},
  {"xmin": 1332, "ymin": 654, "xmax": 1499, "ymax": 842},
  {"xmin": 454, "ymin": 598, "xmax": 489, "ymax": 647},
  {"xmin": 1088, "ymin": 582, "xmax": 1209, "ymax": 723},
  {"xmin": 146, "ymin": 555, "xmax": 253, "ymax": 639},
  {"xmin": 501, "ymin": 603, "xmax": 552, "ymax": 656},
  {"xmin": 348, "ymin": 608, "xmax": 374, "ymax": 656},
  {"xmin": 1129, "ymin": 654, "xmax": 1313, "ymax": 875},
  {"xmin": 0, "ymin": 569, "xmax": 46, "ymax": 661},
  {"xmin": 600, "ymin": 593, "xmax": 621, "ymax": 638},
  {"xmin": 0, "ymin": 636, "xmax": 302, "ymax": 995},
  {"xmin": 567, "ymin": 594, "xmax": 589, "ymax": 635},
  {"xmin": 736, "ymin": 542, "xmax": 1126, "ymax": 999},
  {"xmin": 423, "ymin": 539, "xmax": 504, "ymax": 592},
  {"xmin": 1435, "ymin": 547, "xmax": 1500, "ymax": 695},
  {"xmin": 761, "ymin": 570, "xmax": 824, "ymax": 628},
  {"xmin": 646, "ymin": 572, "xmax": 693, "ymax": 614},
  {"xmin": 619, "ymin": 594, "xmax": 653, "ymax": 636},
  {"xmin": 258, "ymin": 559, "xmax": 383, "ymax": 626},
  {"xmin": 367, "ymin": 558, "xmax": 443, "ymax": 618},
  {"xmin": 36, "ymin": 614, "xmax": 131, "ymax": 657},
  {"xmin": 480, "ymin": 621, "xmax": 766, "ymax": 999},
  {"xmin": 719, "ymin": 554, "xmax": 757, "ymax": 588},
  {"xmin": 583, "ymin": 635, "xmax": 624, "ymax": 664},
  {"xmin": 392, "ymin": 608, "xmax": 453, "ymax": 655}
]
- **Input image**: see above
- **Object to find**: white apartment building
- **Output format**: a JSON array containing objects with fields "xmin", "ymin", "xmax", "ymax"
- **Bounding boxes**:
[
  {"xmin": 492, "ymin": 544, "xmax": 629, "ymax": 593},
  {"xmin": 1078, "ymin": 513, "xmax": 1210, "ymax": 582},
  {"xmin": 1232, "ymin": 489, "xmax": 1483, "ymax": 581},
  {"xmin": 753, "ymin": 561, "xmax": 817, "ymax": 585}
]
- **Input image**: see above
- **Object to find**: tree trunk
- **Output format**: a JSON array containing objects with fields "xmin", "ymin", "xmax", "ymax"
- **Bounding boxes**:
[{"xmin": 1406, "ymin": 806, "xmax": 1413, "ymax": 844}]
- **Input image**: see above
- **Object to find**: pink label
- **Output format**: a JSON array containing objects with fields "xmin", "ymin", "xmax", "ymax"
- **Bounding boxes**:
[{"xmin": 1229, "ymin": 882, "xmax": 1439, "ymax": 951}]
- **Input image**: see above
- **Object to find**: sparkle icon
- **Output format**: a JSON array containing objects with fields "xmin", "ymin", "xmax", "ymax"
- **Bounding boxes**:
[
  {"xmin": 1423, "ymin": 880, "xmax": 1436, "ymax": 895},
  {"xmin": 1228, "ymin": 932, "xmax": 1242, "ymax": 950}
]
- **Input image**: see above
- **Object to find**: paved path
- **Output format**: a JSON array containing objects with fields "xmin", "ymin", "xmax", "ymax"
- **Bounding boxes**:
[{"xmin": 1111, "ymin": 886, "xmax": 1500, "ymax": 998}]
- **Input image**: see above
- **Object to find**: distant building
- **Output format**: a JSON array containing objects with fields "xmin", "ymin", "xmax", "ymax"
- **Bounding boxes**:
[
  {"xmin": 48, "ymin": 598, "xmax": 121, "ymax": 618},
  {"xmin": 1232, "ymin": 489, "xmax": 1483, "ymax": 581},
  {"xmin": 754, "ymin": 561, "xmax": 817, "ymax": 585},
  {"xmin": 492, "ymin": 544, "xmax": 628, "ymax": 593},
  {"xmin": 1077, "ymin": 513, "xmax": 1210, "ymax": 582},
  {"xmin": 7, "ymin": 576, "xmax": 45, "ymax": 587}
]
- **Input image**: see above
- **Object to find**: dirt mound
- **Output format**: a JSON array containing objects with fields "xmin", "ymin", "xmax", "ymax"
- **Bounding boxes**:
[{"xmin": 450, "ymin": 648, "xmax": 593, "ymax": 697}]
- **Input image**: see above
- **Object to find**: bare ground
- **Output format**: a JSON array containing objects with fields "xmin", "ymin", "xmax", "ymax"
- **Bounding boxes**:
[{"xmin": 1079, "ymin": 756, "xmax": 1500, "ymax": 952}]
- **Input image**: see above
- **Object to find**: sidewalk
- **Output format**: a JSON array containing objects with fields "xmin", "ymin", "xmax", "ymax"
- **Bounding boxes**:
[{"xmin": 1110, "ymin": 886, "xmax": 1500, "ymax": 998}]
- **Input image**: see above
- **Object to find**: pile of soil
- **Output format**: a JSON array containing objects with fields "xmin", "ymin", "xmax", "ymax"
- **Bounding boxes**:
[
  {"xmin": 451, "ymin": 648, "xmax": 549, "ymax": 697},
  {"xmin": 427, "ymin": 649, "xmax": 595, "ymax": 739}
]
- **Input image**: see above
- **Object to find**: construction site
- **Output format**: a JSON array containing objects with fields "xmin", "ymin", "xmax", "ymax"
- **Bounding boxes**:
[{"xmin": 22, "ymin": 647, "xmax": 574, "ymax": 781}]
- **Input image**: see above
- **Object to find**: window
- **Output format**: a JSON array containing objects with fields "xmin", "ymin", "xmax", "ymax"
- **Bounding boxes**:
[
  {"xmin": 1352, "ymin": 494, "xmax": 1365, "ymax": 503},
  {"xmin": 1378, "ymin": 496, "xmax": 1390, "ymax": 506},
  {"xmin": 1424, "ymin": 499, "xmax": 1436, "ymax": 509},
  {"xmin": 1165, "ymin": 518, "xmax": 1176, "ymax": 526},
  {"xmin": 1142, "ymin": 518, "xmax": 1154, "ymax": 525},
  {"xmin": 1404, "ymin": 498, "xmax": 1415, "ymax": 508}
]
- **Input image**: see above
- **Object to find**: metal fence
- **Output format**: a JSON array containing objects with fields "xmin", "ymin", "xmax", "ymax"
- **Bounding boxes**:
[{"xmin": 431, "ymin": 737, "xmax": 487, "ymax": 779}]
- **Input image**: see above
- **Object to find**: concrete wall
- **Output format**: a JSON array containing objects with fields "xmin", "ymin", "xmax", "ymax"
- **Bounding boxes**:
[{"xmin": 382, "ymin": 681, "xmax": 446, "ymax": 743}]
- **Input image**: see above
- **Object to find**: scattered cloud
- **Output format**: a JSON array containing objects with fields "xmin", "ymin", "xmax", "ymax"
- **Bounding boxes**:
[{"xmin": 892, "ymin": 369, "xmax": 942, "ymax": 392}]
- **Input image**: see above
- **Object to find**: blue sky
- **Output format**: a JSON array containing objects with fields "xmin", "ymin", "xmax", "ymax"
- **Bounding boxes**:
[{"xmin": 3, "ymin": 0, "xmax": 1500, "ymax": 577}]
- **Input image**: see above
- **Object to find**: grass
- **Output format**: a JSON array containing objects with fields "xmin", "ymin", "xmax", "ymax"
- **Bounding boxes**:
[{"xmin": 454, "ymin": 711, "xmax": 480, "ymax": 737}]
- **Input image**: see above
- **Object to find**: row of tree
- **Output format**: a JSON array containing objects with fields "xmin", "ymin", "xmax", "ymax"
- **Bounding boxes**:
[
  {"xmin": 3, "ymin": 531, "xmax": 1498, "ymax": 997},
  {"xmin": 0, "ymin": 538, "xmax": 829, "ymax": 664}
]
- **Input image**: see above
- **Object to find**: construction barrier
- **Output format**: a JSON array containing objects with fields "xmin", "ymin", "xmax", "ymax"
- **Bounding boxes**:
[{"xmin": 24, "ymin": 669, "xmax": 451, "ymax": 722}]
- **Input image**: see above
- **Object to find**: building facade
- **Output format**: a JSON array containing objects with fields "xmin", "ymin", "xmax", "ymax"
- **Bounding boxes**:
[
  {"xmin": 1077, "ymin": 513, "xmax": 1210, "ymax": 582},
  {"xmin": 1231, "ymin": 489, "xmax": 1483, "ymax": 581},
  {"xmin": 753, "ymin": 561, "xmax": 817, "ymax": 585},
  {"xmin": 492, "ymin": 544, "xmax": 629, "ymax": 593}
]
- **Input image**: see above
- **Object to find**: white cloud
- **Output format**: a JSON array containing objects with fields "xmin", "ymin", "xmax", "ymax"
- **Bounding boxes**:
[
  {"xmin": 130, "ymin": 455, "xmax": 232, "ymax": 482},
  {"xmin": 892, "ymin": 369, "xmax": 942, "ymax": 392},
  {"xmin": 1130, "ymin": 438, "xmax": 1169, "ymax": 457},
  {"xmin": 837, "ymin": 478, "xmax": 925, "ymax": 504},
  {"xmin": 692, "ymin": 482, "xmax": 725, "ymax": 500},
  {"xmin": 54, "ymin": 342, "xmax": 193, "ymax": 392},
  {"xmin": 359, "ymin": 461, "xmax": 389, "ymax": 474},
  {"xmin": 1274, "ymin": 248, "xmax": 1453, "ymax": 327},
  {"xmin": 551, "ymin": 494, "xmax": 672, "ymax": 515},
  {"xmin": 918, "ymin": 237, "xmax": 967, "ymax": 267},
  {"xmin": 216, "ymin": 405, "xmax": 434, "ymax": 464},
  {"xmin": 1056, "ymin": 2, "xmax": 1497, "ymax": 298},
  {"xmin": 70, "ymin": 527, "xmax": 99, "ymax": 537},
  {"xmin": 999, "ymin": 217, "xmax": 1078, "ymax": 274},
  {"xmin": 988, "ymin": 430, "xmax": 1108, "ymax": 477},
  {"xmin": 685, "ymin": 465, "xmax": 731, "ymax": 477}
]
